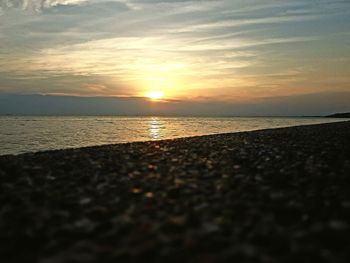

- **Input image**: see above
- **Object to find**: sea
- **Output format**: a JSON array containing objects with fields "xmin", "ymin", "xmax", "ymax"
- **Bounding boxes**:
[{"xmin": 0, "ymin": 116, "xmax": 346, "ymax": 155}]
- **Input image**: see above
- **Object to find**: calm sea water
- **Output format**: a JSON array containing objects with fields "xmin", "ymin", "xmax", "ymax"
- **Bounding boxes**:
[{"xmin": 0, "ymin": 116, "xmax": 345, "ymax": 155}]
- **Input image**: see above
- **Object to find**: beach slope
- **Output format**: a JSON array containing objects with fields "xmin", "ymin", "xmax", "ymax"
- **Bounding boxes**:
[{"xmin": 0, "ymin": 121, "xmax": 349, "ymax": 262}]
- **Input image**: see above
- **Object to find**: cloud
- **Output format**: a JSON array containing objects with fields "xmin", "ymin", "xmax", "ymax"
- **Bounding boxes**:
[
  {"xmin": 0, "ymin": 0, "xmax": 349, "ymax": 101},
  {"xmin": 0, "ymin": 0, "xmax": 87, "ymax": 12},
  {"xmin": 1, "ymin": 91, "xmax": 350, "ymax": 116}
]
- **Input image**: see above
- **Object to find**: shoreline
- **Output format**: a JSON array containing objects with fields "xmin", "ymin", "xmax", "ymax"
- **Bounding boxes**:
[
  {"xmin": 1, "ymin": 118, "xmax": 348, "ymax": 157},
  {"xmin": 1, "ymin": 121, "xmax": 350, "ymax": 262}
]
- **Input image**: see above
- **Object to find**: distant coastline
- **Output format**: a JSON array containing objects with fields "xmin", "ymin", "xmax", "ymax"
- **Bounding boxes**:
[{"xmin": 326, "ymin": 112, "xmax": 350, "ymax": 118}]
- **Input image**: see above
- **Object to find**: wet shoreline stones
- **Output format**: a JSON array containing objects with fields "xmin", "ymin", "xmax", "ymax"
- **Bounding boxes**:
[{"xmin": 0, "ymin": 121, "xmax": 350, "ymax": 263}]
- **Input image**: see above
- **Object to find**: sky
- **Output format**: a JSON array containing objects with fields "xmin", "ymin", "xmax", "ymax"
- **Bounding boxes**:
[{"xmin": 0, "ymin": 0, "xmax": 349, "ymax": 115}]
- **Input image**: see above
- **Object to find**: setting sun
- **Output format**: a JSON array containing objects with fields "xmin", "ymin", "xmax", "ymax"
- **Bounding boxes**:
[{"xmin": 146, "ymin": 91, "xmax": 164, "ymax": 100}]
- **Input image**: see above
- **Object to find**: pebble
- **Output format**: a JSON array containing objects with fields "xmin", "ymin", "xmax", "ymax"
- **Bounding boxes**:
[{"xmin": 0, "ymin": 121, "xmax": 349, "ymax": 262}]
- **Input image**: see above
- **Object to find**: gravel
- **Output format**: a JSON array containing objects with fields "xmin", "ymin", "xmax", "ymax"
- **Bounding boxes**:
[{"xmin": 0, "ymin": 121, "xmax": 350, "ymax": 263}]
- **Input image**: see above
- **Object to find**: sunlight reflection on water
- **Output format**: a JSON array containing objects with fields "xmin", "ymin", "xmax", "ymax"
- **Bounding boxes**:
[
  {"xmin": 0, "ymin": 116, "xmax": 346, "ymax": 155},
  {"xmin": 149, "ymin": 118, "xmax": 162, "ymax": 140}
]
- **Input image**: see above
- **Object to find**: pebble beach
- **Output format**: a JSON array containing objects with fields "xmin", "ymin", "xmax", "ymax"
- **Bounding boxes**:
[{"xmin": 0, "ymin": 121, "xmax": 349, "ymax": 263}]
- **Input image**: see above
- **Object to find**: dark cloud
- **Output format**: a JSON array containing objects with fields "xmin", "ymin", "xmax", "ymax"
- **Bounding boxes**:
[{"xmin": 1, "ymin": 92, "xmax": 349, "ymax": 116}]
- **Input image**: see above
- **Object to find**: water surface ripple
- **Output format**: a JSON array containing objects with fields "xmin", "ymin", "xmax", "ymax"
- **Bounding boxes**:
[{"xmin": 0, "ymin": 116, "xmax": 345, "ymax": 155}]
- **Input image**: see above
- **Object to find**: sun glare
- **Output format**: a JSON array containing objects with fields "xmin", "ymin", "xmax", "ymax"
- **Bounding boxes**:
[{"xmin": 146, "ymin": 91, "xmax": 164, "ymax": 100}]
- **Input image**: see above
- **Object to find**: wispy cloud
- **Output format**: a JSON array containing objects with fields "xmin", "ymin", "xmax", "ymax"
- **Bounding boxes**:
[
  {"xmin": 0, "ymin": 0, "xmax": 349, "ymax": 100},
  {"xmin": 0, "ymin": 0, "xmax": 87, "ymax": 12}
]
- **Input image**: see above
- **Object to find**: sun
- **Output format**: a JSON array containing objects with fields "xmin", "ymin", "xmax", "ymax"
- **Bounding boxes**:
[{"xmin": 146, "ymin": 91, "xmax": 164, "ymax": 100}]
